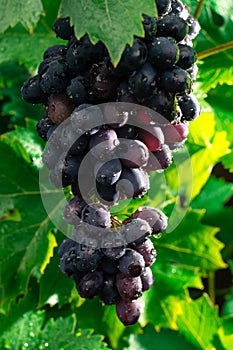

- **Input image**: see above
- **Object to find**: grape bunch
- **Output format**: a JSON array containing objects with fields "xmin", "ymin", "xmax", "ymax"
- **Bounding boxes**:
[
  {"xmin": 21, "ymin": 0, "xmax": 201, "ymax": 326},
  {"xmin": 59, "ymin": 202, "xmax": 167, "ymax": 326}
]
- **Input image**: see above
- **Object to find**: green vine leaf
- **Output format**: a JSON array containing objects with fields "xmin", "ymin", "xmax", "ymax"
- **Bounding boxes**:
[
  {"xmin": 0, "ymin": 0, "xmax": 43, "ymax": 33},
  {"xmin": 59, "ymin": 0, "xmax": 156, "ymax": 65}
]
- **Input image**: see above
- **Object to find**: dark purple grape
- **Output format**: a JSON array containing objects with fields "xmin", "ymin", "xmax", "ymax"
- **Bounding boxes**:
[
  {"xmin": 46, "ymin": 92, "xmax": 75, "ymax": 124},
  {"xmin": 99, "ymin": 275, "xmax": 120, "ymax": 305},
  {"xmin": 89, "ymin": 129, "xmax": 119, "ymax": 161},
  {"xmin": 81, "ymin": 203, "xmax": 111, "ymax": 228},
  {"xmin": 133, "ymin": 206, "xmax": 168, "ymax": 234},
  {"xmin": 156, "ymin": 15, "xmax": 188, "ymax": 42},
  {"xmin": 116, "ymin": 299, "xmax": 141, "ymax": 326},
  {"xmin": 128, "ymin": 62, "xmax": 159, "ymax": 101},
  {"xmin": 66, "ymin": 35, "xmax": 105, "ymax": 73},
  {"xmin": 147, "ymin": 90, "xmax": 176, "ymax": 122},
  {"xmin": 36, "ymin": 117, "xmax": 56, "ymax": 141},
  {"xmin": 138, "ymin": 126, "xmax": 164, "ymax": 152},
  {"xmin": 95, "ymin": 158, "xmax": 122, "ymax": 186},
  {"xmin": 68, "ymin": 133, "xmax": 89, "ymax": 156},
  {"xmin": 171, "ymin": 0, "xmax": 189, "ymax": 19},
  {"xmin": 52, "ymin": 17, "xmax": 74, "ymax": 40},
  {"xmin": 117, "ymin": 139, "xmax": 149, "ymax": 168},
  {"xmin": 132, "ymin": 239, "xmax": 157, "ymax": 267},
  {"xmin": 101, "ymin": 231, "xmax": 126, "ymax": 260},
  {"xmin": 122, "ymin": 218, "xmax": 152, "ymax": 246},
  {"xmin": 116, "ymin": 273, "xmax": 142, "ymax": 300},
  {"xmin": 177, "ymin": 44, "xmax": 197, "ymax": 69},
  {"xmin": 50, "ymin": 153, "xmax": 82, "ymax": 187},
  {"xmin": 60, "ymin": 251, "xmax": 76, "ymax": 276},
  {"xmin": 39, "ymin": 58, "xmax": 70, "ymax": 94},
  {"xmin": 142, "ymin": 14, "xmax": 157, "ymax": 42},
  {"xmin": 75, "ymin": 244, "xmax": 102, "ymax": 273},
  {"xmin": 145, "ymin": 144, "xmax": 173, "ymax": 171},
  {"xmin": 116, "ymin": 82, "xmax": 137, "ymax": 103},
  {"xmin": 117, "ymin": 38, "xmax": 148, "ymax": 75},
  {"xmin": 141, "ymin": 267, "xmax": 154, "ymax": 291},
  {"xmin": 63, "ymin": 195, "xmax": 86, "ymax": 225},
  {"xmin": 116, "ymin": 124, "xmax": 138, "ymax": 139},
  {"xmin": 58, "ymin": 238, "xmax": 78, "ymax": 259},
  {"xmin": 148, "ymin": 37, "xmax": 179, "ymax": 69},
  {"xmin": 89, "ymin": 59, "xmax": 119, "ymax": 100},
  {"xmin": 21, "ymin": 75, "xmax": 47, "ymax": 104},
  {"xmin": 76, "ymin": 271, "xmax": 104, "ymax": 299},
  {"xmin": 155, "ymin": 0, "xmax": 172, "ymax": 16},
  {"xmin": 43, "ymin": 45, "xmax": 67, "ymax": 59},
  {"xmin": 96, "ymin": 182, "xmax": 120, "ymax": 205},
  {"xmin": 187, "ymin": 15, "xmax": 201, "ymax": 39},
  {"xmin": 101, "ymin": 257, "xmax": 118, "ymax": 274},
  {"xmin": 118, "ymin": 248, "xmax": 145, "ymax": 277},
  {"xmin": 160, "ymin": 67, "xmax": 192, "ymax": 94},
  {"xmin": 178, "ymin": 93, "xmax": 201, "ymax": 121},
  {"xmin": 117, "ymin": 167, "xmax": 150, "ymax": 199},
  {"xmin": 66, "ymin": 76, "xmax": 88, "ymax": 105}
]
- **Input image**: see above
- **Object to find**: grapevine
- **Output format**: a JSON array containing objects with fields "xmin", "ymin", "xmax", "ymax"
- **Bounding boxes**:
[{"xmin": 22, "ymin": 0, "xmax": 201, "ymax": 326}]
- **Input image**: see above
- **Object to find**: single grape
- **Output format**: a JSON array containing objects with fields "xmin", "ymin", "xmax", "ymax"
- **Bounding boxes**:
[
  {"xmin": 155, "ymin": 0, "xmax": 172, "ymax": 16},
  {"xmin": 101, "ymin": 231, "xmax": 126, "ymax": 260},
  {"xmin": 63, "ymin": 195, "xmax": 86, "ymax": 225},
  {"xmin": 76, "ymin": 271, "xmax": 104, "ymax": 299},
  {"xmin": 99, "ymin": 275, "xmax": 120, "ymax": 305},
  {"xmin": 142, "ymin": 14, "xmax": 157, "ymax": 42},
  {"xmin": 132, "ymin": 239, "xmax": 157, "ymax": 267},
  {"xmin": 68, "ymin": 133, "xmax": 89, "ymax": 156},
  {"xmin": 96, "ymin": 182, "xmax": 120, "ymax": 205},
  {"xmin": 178, "ymin": 93, "xmax": 201, "ymax": 121},
  {"xmin": 148, "ymin": 37, "xmax": 179, "ymax": 69},
  {"xmin": 89, "ymin": 129, "xmax": 119, "ymax": 161},
  {"xmin": 128, "ymin": 62, "xmax": 159, "ymax": 101},
  {"xmin": 116, "ymin": 299, "xmax": 141, "ymax": 326},
  {"xmin": 177, "ymin": 44, "xmax": 197, "ymax": 69},
  {"xmin": 58, "ymin": 238, "xmax": 78, "ymax": 259},
  {"xmin": 162, "ymin": 122, "xmax": 189, "ymax": 144},
  {"xmin": 117, "ymin": 139, "xmax": 149, "ymax": 168},
  {"xmin": 117, "ymin": 38, "xmax": 148, "ymax": 75},
  {"xmin": 66, "ymin": 76, "xmax": 88, "ymax": 105},
  {"xmin": 147, "ymin": 90, "xmax": 176, "ymax": 122},
  {"xmin": 75, "ymin": 243, "xmax": 102, "ymax": 273},
  {"xmin": 116, "ymin": 273, "xmax": 142, "ymax": 300},
  {"xmin": 46, "ymin": 92, "xmax": 75, "ymax": 124},
  {"xmin": 21, "ymin": 75, "xmax": 47, "ymax": 104},
  {"xmin": 59, "ymin": 251, "xmax": 76, "ymax": 276},
  {"xmin": 116, "ymin": 167, "xmax": 150, "ymax": 199},
  {"xmin": 116, "ymin": 124, "xmax": 138, "ymax": 139},
  {"xmin": 81, "ymin": 203, "xmax": 111, "ymax": 228},
  {"xmin": 116, "ymin": 82, "xmax": 137, "ymax": 103},
  {"xmin": 160, "ymin": 67, "xmax": 192, "ymax": 94},
  {"xmin": 95, "ymin": 158, "xmax": 122, "ymax": 186},
  {"xmin": 43, "ymin": 45, "xmax": 67, "ymax": 59},
  {"xmin": 118, "ymin": 248, "xmax": 145, "ymax": 277},
  {"xmin": 70, "ymin": 104, "xmax": 103, "ymax": 134},
  {"xmin": 145, "ymin": 144, "xmax": 173, "ymax": 171},
  {"xmin": 52, "ymin": 17, "xmax": 74, "ymax": 40},
  {"xmin": 36, "ymin": 117, "xmax": 56, "ymax": 141},
  {"xmin": 141, "ymin": 267, "xmax": 154, "ymax": 291},
  {"xmin": 132, "ymin": 206, "xmax": 168, "ymax": 234},
  {"xmin": 39, "ymin": 58, "xmax": 70, "ymax": 94},
  {"xmin": 101, "ymin": 257, "xmax": 119, "ymax": 274},
  {"xmin": 138, "ymin": 125, "xmax": 164, "ymax": 152},
  {"xmin": 156, "ymin": 15, "xmax": 188, "ymax": 42},
  {"xmin": 121, "ymin": 218, "xmax": 152, "ymax": 246}
]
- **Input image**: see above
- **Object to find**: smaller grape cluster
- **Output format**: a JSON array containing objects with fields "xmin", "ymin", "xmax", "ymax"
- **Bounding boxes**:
[
  {"xmin": 41, "ymin": 104, "xmax": 188, "ymax": 205},
  {"xmin": 59, "ymin": 203, "xmax": 168, "ymax": 326}
]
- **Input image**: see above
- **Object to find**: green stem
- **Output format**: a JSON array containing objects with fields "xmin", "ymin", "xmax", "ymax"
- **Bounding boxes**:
[
  {"xmin": 208, "ymin": 271, "xmax": 215, "ymax": 304},
  {"xmin": 197, "ymin": 41, "xmax": 233, "ymax": 60},
  {"xmin": 194, "ymin": 0, "xmax": 206, "ymax": 19}
]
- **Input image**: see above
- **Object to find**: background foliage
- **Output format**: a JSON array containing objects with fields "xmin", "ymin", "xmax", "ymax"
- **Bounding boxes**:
[{"xmin": 0, "ymin": 0, "xmax": 233, "ymax": 349}]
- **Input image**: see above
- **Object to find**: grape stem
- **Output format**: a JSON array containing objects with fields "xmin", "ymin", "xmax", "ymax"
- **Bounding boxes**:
[
  {"xmin": 194, "ymin": 0, "xmax": 206, "ymax": 19},
  {"xmin": 197, "ymin": 41, "xmax": 233, "ymax": 60}
]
